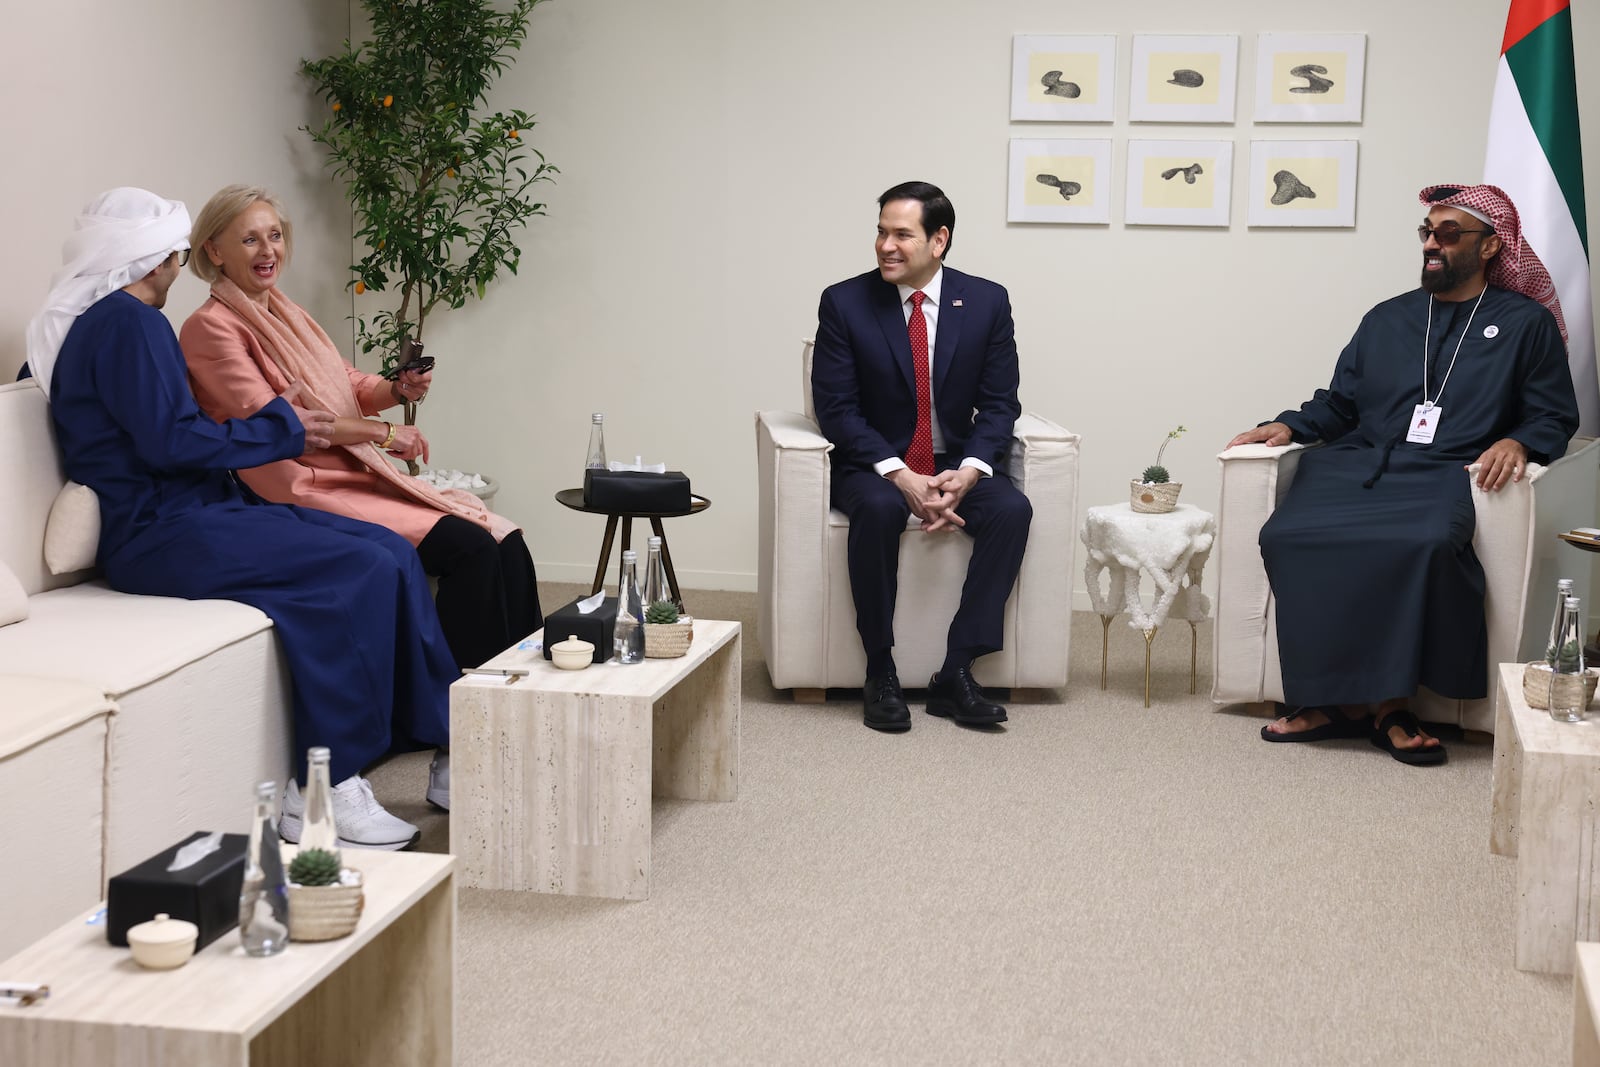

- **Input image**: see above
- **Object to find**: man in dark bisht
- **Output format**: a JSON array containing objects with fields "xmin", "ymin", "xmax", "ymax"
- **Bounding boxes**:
[{"xmin": 1228, "ymin": 183, "xmax": 1580, "ymax": 766}]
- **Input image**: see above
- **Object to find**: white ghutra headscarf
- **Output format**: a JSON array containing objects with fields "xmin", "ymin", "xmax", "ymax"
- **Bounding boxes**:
[{"xmin": 25, "ymin": 187, "xmax": 192, "ymax": 397}]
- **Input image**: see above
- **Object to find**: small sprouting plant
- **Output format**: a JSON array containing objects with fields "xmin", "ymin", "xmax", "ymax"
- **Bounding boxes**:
[
  {"xmin": 1140, "ymin": 425, "xmax": 1187, "ymax": 484},
  {"xmin": 287, "ymin": 847, "xmax": 342, "ymax": 887},
  {"xmin": 645, "ymin": 600, "xmax": 680, "ymax": 625}
]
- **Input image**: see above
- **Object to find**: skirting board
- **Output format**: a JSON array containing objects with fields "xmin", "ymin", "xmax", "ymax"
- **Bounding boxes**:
[{"xmin": 540, "ymin": 566, "xmax": 1192, "ymax": 614}]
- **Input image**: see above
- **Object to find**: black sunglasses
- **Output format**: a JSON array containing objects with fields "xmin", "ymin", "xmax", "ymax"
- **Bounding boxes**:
[
  {"xmin": 171, "ymin": 249, "xmax": 191, "ymax": 267},
  {"xmin": 1417, "ymin": 222, "xmax": 1490, "ymax": 247}
]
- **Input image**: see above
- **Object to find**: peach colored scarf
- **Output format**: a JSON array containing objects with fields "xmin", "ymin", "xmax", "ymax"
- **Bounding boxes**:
[{"xmin": 209, "ymin": 276, "xmax": 514, "ymax": 540}]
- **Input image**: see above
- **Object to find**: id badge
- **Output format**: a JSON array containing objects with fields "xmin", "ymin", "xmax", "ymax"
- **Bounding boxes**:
[{"xmin": 1406, "ymin": 403, "xmax": 1441, "ymax": 444}]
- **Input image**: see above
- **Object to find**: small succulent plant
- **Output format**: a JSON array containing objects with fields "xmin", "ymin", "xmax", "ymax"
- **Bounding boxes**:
[
  {"xmin": 287, "ymin": 847, "xmax": 342, "ymax": 887},
  {"xmin": 1139, "ymin": 426, "xmax": 1187, "ymax": 484},
  {"xmin": 645, "ymin": 599, "xmax": 680, "ymax": 625}
]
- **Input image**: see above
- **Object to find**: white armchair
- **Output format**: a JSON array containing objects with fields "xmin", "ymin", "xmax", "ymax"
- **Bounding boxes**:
[
  {"xmin": 756, "ymin": 341, "xmax": 1081, "ymax": 699},
  {"xmin": 1211, "ymin": 438, "xmax": 1600, "ymax": 733}
]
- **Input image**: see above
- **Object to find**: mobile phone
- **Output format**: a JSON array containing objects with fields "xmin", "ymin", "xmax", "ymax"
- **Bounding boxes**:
[{"xmin": 383, "ymin": 339, "xmax": 435, "ymax": 380}]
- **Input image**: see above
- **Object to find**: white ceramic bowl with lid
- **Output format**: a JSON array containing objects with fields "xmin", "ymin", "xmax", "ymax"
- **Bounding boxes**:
[
  {"xmin": 550, "ymin": 634, "xmax": 595, "ymax": 670},
  {"xmin": 126, "ymin": 912, "xmax": 199, "ymax": 969}
]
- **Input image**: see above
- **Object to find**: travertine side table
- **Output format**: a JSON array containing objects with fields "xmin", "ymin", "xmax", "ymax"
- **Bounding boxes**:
[{"xmin": 1491, "ymin": 661, "xmax": 1600, "ymax": 974}]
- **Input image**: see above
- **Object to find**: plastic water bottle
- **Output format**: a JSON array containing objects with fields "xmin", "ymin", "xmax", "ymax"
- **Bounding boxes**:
[
  {"xmin": 614, "ymin": 550, "xmax": 644, "ymax": 664},
  {"xmin": 240, "ymin": 781, "xmax": 290, "ymax": 956},
  {"xmin": 300, "ymin": 747, "xmax": 340, "ymax": 865},
  {"xmin": 585, "ymin": 413, "xmax": 607, "ymax": 471}
]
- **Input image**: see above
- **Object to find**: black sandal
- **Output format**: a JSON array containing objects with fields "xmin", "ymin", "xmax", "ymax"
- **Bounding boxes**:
[
  {"xmin": 1369, "ymin": 708, "xmax": 1448, "ymax": 766},
  {"xmin": 1260, "ymin": 705, "xmax": 1372, "ymax": 743}
]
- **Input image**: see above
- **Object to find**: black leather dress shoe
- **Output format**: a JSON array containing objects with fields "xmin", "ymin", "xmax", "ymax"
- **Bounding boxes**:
[
  {"xmin": 926, "ymin": 665, "xmax": 1007, "ymax": 725},
  {"xmin": 863, "ymin": 672, "xmax": 911, "ymax": 732}
]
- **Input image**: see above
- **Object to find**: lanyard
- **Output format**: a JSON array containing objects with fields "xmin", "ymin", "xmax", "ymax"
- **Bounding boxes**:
[{"xmin": 1421, "ymin": 287, "xmax": 1487, "ymax": 409}]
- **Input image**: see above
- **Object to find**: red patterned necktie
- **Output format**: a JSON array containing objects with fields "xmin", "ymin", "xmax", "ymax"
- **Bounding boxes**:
[{"xmin": 905, "ymin": 290, "xmax": 934, "ymax": 475}]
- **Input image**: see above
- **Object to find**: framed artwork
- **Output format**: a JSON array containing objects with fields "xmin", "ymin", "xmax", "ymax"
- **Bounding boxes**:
[
  {"xmin": 1128, "ymin": 34, "xmax": 1239, "ymax": 123},
  {"xmin": 1008, "ymin": 139, "xmax": 1113, "ymax": 224},
  {"xmin": 1010, "ymin": 35, "xmax": 1117, "ymax": 122},
  {"xmin": 1246, "ymin": 140, "xmax": 1359, "ymax": 227},
  {"xmin": 1253, "ymin": 33, "xmax": 1367, "ymax": 123},
  {"xmin": 1124, "ymin": 140, "xmax": 1234, "ymax": 227}
]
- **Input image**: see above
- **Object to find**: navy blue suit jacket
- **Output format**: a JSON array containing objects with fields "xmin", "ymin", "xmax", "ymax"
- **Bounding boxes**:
[{"xmin": 811, "ymin": 266, "xmax": 1022, "ymax": 479}]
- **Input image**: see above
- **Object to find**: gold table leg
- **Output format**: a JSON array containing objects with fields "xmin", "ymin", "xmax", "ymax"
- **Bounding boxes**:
[
  {"xmin": 1099, "ymin": 615, "xmax": 1113, "ymax": 689},
  {"xmin": 1189, "ymin": 621, "xmax": 1198, "ymax": 695},
  {"xmin": 1143, "ymin": 627, "xmax": 1158, "ymax": 708}
]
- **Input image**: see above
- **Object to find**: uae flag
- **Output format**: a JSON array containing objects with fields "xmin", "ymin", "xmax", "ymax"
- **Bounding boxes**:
[{"xmin": 1483, "ymin": 0, "xmax": 1598, "ymax": 433}]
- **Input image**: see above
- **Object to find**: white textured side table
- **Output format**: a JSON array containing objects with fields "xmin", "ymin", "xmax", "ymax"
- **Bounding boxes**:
[
  {"xmin": 1081, "ymin": 502, "xmax": 1215, "ymax": 707},
  {"xmin": 451, "ymin": 619, "xmax": 740, "ymax": 900},
  {"xmin": 1491, "ymin": 661, "xmax": 1600, "ymax": 974},
  {"xmin": 1575, "ymin": 942, "xmax": 1600, "ymax": 1064}
]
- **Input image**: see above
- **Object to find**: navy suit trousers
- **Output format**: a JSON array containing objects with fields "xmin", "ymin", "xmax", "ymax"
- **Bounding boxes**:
[{"xmin": 832, "ymin": 458, "xmax": 1031, "ymax": 666}]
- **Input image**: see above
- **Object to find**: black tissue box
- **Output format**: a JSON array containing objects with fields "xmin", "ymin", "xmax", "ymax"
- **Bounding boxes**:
[
  {"xmin": 582, "ymin": 469, "xmax": 692, "ymax": 513},
  {"xmin": 106, "ymin": 831, "xmax": 249, "ymax": 949},
  {"xmin": 544, "ymin": 595, "xmax": 618, "ymax": 663}
]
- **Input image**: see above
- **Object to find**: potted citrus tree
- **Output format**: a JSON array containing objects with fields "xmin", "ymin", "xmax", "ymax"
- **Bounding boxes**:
[{"xmin": 300, "ymin": 0, "xmax": 557, "ymax": 475}]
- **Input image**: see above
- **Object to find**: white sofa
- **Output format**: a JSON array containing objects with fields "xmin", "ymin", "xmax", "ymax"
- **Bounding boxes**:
[
  {"xmin": 1211, "ymin": 438, "xmax": 1600, "ymax": 733},
  {"xmin": 0, "ymin": 380, "xmax": 292, "ymax": 960},
  {"xmin": 756, "ymin": 342, "xmax": 1081, "ymax": 697}
]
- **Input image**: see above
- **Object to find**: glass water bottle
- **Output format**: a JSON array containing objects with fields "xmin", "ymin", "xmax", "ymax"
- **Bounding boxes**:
[
  {"xmin": 614, "ymin": 549, "xmax": 645, "ymax": 664},
  {"xmin": 585, "ymin": 413, "xmax": 607, "ymax": 471},
  {"xmin": 239, "ymin": 781, "xmax": 290, "ymax": 956},
  {"xmin": 1547, "ymin": 577, "xmax": 1576, "ymax": 666},
  {"xmin": 1549, "ymin": 595, "xmax": 1588, "ymax": 723},
  {"xmin": 300, "ymin": 747, "xmax": 340, "ymax": 864},
  {"xmin": 643, "ymin": 535, "xmax": 673, "ymax": 613}
]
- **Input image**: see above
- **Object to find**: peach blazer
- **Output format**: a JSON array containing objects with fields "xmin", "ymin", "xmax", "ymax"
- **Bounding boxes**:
[{"xmin": 180, "ymin": 287, "xmax": 513, "ymax": 547}]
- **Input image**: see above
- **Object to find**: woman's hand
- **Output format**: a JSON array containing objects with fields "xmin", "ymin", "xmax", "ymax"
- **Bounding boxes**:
[
  {"xmin": 385, "ymin": 423, "xmax": 430, "ymax": 464},
  {"xmin": 392, "ymin": 367, "xmax": 432, "ymax": 405}
]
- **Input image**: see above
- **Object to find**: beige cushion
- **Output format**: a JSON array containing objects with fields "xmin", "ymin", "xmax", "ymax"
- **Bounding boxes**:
[
  {"xmin": 0, "ymin": 560, "xmax": 26, "ymax": 627},
  {"xmin": 44, "ymin": 481, "xmax": 100, "ymax": 575}
]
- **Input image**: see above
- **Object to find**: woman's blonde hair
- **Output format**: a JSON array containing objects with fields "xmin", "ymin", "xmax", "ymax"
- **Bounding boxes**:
[{"xmin": 188, "ymin": 185, "xmax": 294, "ymax": 284}]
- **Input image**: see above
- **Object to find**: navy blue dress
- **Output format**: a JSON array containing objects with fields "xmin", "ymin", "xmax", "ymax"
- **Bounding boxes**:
[
  {"xmin": 50, "ymin": 291, "xmax": 454, "ymax": 783},
  {"xmin": 1260, "ymin": 286, "xmax": 1579, "ymax": 705}
]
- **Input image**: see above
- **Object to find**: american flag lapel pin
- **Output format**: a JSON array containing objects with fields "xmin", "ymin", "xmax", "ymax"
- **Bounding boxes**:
[{"xmin": 951, "ymin": 299, "xmax": 963, "ymax": 307}]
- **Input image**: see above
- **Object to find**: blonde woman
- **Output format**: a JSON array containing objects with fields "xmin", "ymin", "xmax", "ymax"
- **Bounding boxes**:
[{"xmin": 179, "ymin": 186, "xmax": 542, "ymax": 686}]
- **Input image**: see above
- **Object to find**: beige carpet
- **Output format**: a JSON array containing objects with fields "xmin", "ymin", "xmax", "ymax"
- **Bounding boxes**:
[{"xmin": 365, "ymin": 584, "xmax": 1572, "ymax": 1065}]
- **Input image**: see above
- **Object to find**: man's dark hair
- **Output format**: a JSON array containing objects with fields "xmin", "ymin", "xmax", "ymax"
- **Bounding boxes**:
[{"xmin": 878, "ymin": 181, "xmax": 955, "ymax": 260}]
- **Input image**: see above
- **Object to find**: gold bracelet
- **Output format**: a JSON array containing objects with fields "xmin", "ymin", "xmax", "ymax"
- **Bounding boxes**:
[{"xmin": 379, "ymin": 422, "xmax": 397, "ymax": 450}]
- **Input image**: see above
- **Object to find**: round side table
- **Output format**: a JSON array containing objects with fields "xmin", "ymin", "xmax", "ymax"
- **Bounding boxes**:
[
  {"xmin": 555, "ymin": 488, "xmax": 711, "ymax": 606},
  {"xmin": 1080, "ymin": 502, "xmax": 1215, "ymax": 707},
  {"xmin": 1556, "ymin": 531, "xmax": 1600, "ymax": 662}
]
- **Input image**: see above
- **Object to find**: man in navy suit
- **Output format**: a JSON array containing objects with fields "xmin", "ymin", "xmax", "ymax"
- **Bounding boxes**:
[{"xmin": 812, "ymin": 181, "xmax": 1032, "ymax": 732}]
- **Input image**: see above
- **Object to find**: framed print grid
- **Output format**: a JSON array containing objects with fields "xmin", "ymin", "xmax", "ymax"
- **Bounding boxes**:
[
  {"xmin": 1246, "ymin": 140, "xmax": 1359, "ymax": 227},
  {"xmin": 1128, "ymin": 34, "xmax": 1239, "ymax": 123},
  {"xmin": 1008, "ymin": 138, "xmax": 1113, "ymax": 224},
  {"xmin": 1011, "ymin": 35, "xmax": 1117, "ymax": 122},
  {"xmin": 1253, "ymin": 33, "xmax": 1367, "ymax": 123},
  {"xmin": 1125, "ymin": 140, "xmax": 1234, "ymax": 227}
]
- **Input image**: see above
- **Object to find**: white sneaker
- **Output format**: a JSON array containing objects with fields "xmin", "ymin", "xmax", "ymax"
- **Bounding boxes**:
[
  {"xmin": 427, "ymin": 751, "xmax": 450, "ymax": 811},
  {"xmin": 279, "ymin": 776, "xmax": 419, "ymax": 851}
]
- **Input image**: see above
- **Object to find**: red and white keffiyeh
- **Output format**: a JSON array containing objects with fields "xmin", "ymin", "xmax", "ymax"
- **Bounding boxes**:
[{"xmin": 1418, "ymin": 182, "xmax": 1567, "ymax": 343}]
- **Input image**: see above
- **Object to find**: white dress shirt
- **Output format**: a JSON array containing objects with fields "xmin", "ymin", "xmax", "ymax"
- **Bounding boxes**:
[{"xmin": 874, "ymin": 267, "xmax": 993, "ymax": 478}]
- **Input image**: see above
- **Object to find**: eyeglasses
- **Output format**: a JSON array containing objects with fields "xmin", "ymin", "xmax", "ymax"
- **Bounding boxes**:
[
  {"xmin": 171, "ymin": 249, "xmax": 190, "ymax": 267},
  {"xmin": 1417, "ymin": 222, "xmax": 1490, "ymax": 247}
]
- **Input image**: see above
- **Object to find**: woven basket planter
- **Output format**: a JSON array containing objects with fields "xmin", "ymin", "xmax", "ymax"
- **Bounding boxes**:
[
  {"xmin": 644, "ymin": 618, "xmax": 694, "ymax": 658},
  {"xmin": 288, "ymin": 874, "xmax": 365, "ymax": 942},
  {"xmin": 1130, "ymin": 480, "xmax": 1182, "ymax": 514},
  {"xmin": 1522, "ymin": 661, "xmax": 1600, "ymax": 712}
]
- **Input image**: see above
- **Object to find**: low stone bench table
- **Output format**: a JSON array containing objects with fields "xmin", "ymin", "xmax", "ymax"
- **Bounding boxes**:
[{"xmin": 1490, "ymin": 661, "xmax": 1600, "ymax": 974}]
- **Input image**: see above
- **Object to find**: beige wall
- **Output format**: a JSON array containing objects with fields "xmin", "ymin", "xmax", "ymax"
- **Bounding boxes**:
[
  {"xmin": 1, "ymin": 0, "xmax": 353, "ymax": 374},
  {"xmin": 6, "ymin": 0, "xmax": 1600, "ymax": 606}
]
